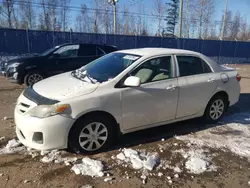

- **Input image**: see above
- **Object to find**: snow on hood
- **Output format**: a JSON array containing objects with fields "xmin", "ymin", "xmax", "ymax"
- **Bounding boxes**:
[{"xmin": 33, "ymin": 72, "xmax": 99, "ymax": 101}]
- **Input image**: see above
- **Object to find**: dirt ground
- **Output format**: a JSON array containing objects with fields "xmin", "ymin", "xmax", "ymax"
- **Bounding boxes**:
[{"xmin": 0, "ymin": 65, "xmax": 250, "ymax": 188}]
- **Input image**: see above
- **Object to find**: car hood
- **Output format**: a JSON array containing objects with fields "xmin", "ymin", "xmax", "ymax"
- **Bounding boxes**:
[
  {"xmin": 33, "ymin": 72, "xmax": 99, "ymax": 101},
  {"xmin": 7, "ymin": 55, "xmax": 43, "ymax": 65}
]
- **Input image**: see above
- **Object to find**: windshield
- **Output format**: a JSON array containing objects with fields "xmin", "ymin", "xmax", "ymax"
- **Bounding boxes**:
[
  {"xmin": 41, "ymin": 46, "xmax": 60, "ymax": 56},
  {"xmin": 72, "ymin": 52, "xmax": 141, "ymax": 83}
]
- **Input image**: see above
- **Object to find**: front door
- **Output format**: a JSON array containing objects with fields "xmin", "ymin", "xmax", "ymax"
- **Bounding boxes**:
[
  {"xmin": 47, "ymin": 44, "xmax": 81, "ymax": 75},
  {"xmin": 120, "ymin": 56, "xmax": 179, "ymax": 130}
]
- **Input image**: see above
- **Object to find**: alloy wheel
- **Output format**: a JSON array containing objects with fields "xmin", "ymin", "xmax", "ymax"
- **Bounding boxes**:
[
  {"xmin": 78, "ymin": 122, "xmax": 108, "ymax": 151},
  {"xmin": 209, "ymin": 99, "xmax": 225, "ymax": 120},
  {"xmin": 28, "ymin": 74, "xmax": 43, "ymax": 85}
]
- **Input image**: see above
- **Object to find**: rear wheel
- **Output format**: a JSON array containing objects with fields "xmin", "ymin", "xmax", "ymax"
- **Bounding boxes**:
[
  {"xmin": 24, "ymin": 72, "xmax": 44, "ymax": 86},
  {"xmin": 203, "ymin": 95, "xmax": 226, "ymax": 123},
  {"xmin": 68, "ymin": 114, "xmax": 116, "ymax": 154}
]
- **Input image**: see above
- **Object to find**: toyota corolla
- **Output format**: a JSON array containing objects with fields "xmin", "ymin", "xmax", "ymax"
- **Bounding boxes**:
[{"xmin": 14, "ymin": 48, "xmax": 241, "ymax": 154}]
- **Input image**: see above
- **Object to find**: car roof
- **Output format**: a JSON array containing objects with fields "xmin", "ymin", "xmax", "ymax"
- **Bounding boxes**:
[
  {"xmin": 59, "ymin": 43, "xmax": 117, "ymax": 48},
  {"xmin": 117, "ymin": 48, "xmax": 201, "ymax": 57},
  {"xmin": 117, "ymin": 47, "xmax": 222, "ymax": 72}
]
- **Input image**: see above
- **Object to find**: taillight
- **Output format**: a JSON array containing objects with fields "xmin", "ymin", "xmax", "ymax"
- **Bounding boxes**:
[{"xmin": 236, "ymin": 74, "xmax": 241, "ymax": 81}]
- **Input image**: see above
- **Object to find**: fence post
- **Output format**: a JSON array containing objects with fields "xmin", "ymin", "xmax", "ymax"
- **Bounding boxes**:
[
  {"xmin": 201, "ymin": 37, "xmax": 204, "ymax": 54},
  {"xmin": 69, "ymin": 28, "xmax": 72, "ymax": 43},
  {"xmin": 26, "ymin": 28, "xmax": 30, "ymax": 54},
  {"xmin": 52, "ymin": 30, "xmax": 55, "ymax": 46},
  {"xmin": 218, "ymin": 38, "xmax": 222, "ymax": 64},
  {"xmin": 134, "ymin": 32, "xmax": 137, "ymax": 48},
  {"xmin": 160, "ymin": 33, "xmax": 163, "ymax": 47},
  {"xmin": 233, "ymin": 38, "xmax": 238, "ymax": 65}
]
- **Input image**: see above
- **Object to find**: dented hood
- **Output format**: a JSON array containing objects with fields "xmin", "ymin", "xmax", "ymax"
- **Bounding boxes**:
[{"xmin": 33, "ymin": 72, "xmax": 99, "ymax": 101}]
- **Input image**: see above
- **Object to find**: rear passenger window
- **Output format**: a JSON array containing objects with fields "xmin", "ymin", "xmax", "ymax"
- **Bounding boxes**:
[
  {"xmin": 176, "ymin": 56, "xmax": 212, "ymax": 77},
  {"xmin": 78, "ymin": 45, "xmax": 96, "ymax": 56}
]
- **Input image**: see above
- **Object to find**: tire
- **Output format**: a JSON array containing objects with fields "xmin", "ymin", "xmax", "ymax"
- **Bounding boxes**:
[
  {"xmin": 24, "ymin": 72, "xmax": 44, "ymax": 86},
  {"xmin": 203, "ymin": 95, "xmax": 226, "ymax": 123},
  {"xmin": 68, "ymin": 114, "xmax": 116, "ymax": 154}
]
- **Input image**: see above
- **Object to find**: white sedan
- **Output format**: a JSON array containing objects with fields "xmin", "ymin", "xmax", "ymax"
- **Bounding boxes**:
[{"xmin": 14, "ymin": 48, "xmax": 241, "ymax": 154}]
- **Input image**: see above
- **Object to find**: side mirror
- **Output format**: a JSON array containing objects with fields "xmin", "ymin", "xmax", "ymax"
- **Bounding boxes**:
[
  {"xmin": 124, "ymin": 76, "xmax": 141, "ymax": 87},
  {"xmin": 50, "ymin": 53, "xmax": 60, "ymax": 59}
]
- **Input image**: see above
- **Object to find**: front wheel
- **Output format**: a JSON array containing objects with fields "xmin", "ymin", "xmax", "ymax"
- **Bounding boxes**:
[
  {"xmin": 203, "ymin": 95, "xmax": 226, "ymax": 123},
  {"xmin": 68, "ymin": 115, "xmax": 116, "ymax": 154},
  {"xmin": 24, "ymin": 72, "xmax": 44, "ymax": 86}
]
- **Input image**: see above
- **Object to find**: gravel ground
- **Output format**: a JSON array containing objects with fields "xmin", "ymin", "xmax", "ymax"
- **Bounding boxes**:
[{"xmin": 0, "ymin": 65, "xmax": 250, "ymax": 188}]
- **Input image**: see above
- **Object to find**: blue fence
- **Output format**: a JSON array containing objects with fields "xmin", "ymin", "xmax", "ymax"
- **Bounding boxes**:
[{"xmin": 1, "ymin": 28, "xmax": 250, "ymax": 64}]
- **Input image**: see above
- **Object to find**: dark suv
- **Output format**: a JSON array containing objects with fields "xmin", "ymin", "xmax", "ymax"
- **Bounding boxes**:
[{"xmin": 3, "ymin": 43, "xmax": 118, "ymax": 86}]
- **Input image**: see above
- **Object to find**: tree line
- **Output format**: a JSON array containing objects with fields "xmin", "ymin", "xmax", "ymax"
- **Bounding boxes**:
[{"xmin": 0, "ymin": 0, "xmax": 249, "ymax": 41}]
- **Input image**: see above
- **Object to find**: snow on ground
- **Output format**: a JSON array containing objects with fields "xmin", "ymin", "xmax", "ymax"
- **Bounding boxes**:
[
  {"xmin": 115, "ymin": 148, "xmax": 160, "ymax": 171},
  {"xmin": 176, "ymin": 113, "xmax": 250, "ymax": 160},
  {"xmin": 175, "ymin": 148, "xmax": 216, "ymax": 174},
  {"xmin": 71, "ymin": 158, "xmax": 105, "ymax": 177},
  {"xmin": 0, "ymin": 139, "xmax": 25, "ymax": 154},
  {"xmin": 39, "ymin": 150, "xmax": 78, "ymax": 166}
]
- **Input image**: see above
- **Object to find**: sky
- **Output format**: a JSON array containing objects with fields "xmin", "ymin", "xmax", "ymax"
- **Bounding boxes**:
[
  {"xmin": 69, "ymin": 0, "xmax": 250, "ymax": 22},
  {"xmin": 67, "ymin": 0, "xmax": 250, "ymax": 36}
]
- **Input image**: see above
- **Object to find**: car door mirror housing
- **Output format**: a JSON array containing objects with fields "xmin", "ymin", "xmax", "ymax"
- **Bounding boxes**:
[{"xmin": 124, "ymin": 76, "xmax": 141, "ymax": 87}]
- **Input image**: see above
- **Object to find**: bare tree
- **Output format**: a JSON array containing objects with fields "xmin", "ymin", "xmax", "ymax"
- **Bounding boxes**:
[
  {"xmin": 1, "ymin": 0, "xmax": 15, "ymax": 28},
  {"xmin": 121, "ymin": 5, "xmax": 131, "ymax": 35},
  {"xmin": 203, "ymin": 0, "xmax": 214, "ymax": 38},
  {"xmin": 39, "ymin": 0, "xmax": 59, "ymax": 31},
  {"xmin": 153, "ymin": 0, "xmax": 166, "ymax": 36},
  {"xmin": 40, "ymin": 0, "xmax": 50, "ymax": 30},
  {"xmin": 60, "ymin": 0, "xmax": 71, "ymax": 31},
  {"xmin": 192, "ymin": 0, "xmax": 215, "ymax": 38},
  {"xmin": 75, "ymin": 4, "xmax": 91, "ymax": 33},
  {"xmin": 19, "ymin": 0, "xmax": 36, "ymax": 29},
  {"xmin": 220, "ymin": 10, "xmax": 232, "ymax": 39},
  {"xmin": 229, "ymin": 12, "xmax": 241, "ymax": 40},
  {"xmin": 183, "ymin": 0, "xmax": 190, "ymax": 38}
]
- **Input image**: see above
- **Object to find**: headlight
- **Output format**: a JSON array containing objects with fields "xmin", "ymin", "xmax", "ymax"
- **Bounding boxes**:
[
  {"xmin": 25, "ymin": 104, "xmax": 70, "ymax": 118},
  {"xmin": 9, "ymin": 62, "xmax": 20, "ymax": 68}
]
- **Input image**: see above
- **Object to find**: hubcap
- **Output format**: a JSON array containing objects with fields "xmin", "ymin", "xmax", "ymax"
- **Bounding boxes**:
[
  {"xmin": 210, "ymin": 99, "xmax": 224, "ymax": 120},
  {"xmin": 28, "ymin": 74, "xmax": 43, "ymax": 85},
  {"xmin": 78, "ymin": 122, "xmax": 108, "ymax": 151}
]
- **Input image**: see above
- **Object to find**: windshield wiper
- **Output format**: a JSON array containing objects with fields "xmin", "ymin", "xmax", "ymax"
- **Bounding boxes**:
[{"xmin": 80, "ymin": 71, "xmax": 97, "ymax": 84}]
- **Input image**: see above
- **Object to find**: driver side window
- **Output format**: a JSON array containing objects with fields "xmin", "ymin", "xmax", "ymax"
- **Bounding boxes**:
[
  {"xmin": 53, "ymin": 45, "xmax": 79, "ymax": 58},
  {"xmin": 130, "ymin": 56, "xmax": 172, "ymax": 84}
]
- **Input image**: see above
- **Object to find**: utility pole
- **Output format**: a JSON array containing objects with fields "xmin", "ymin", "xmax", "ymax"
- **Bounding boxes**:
[
  {"xmin": 108, "ymin": 0, "xmax": 118, "ymax": 35},
  {"xmin": 221, "ymin": 0, "xmax": 229, "ymax": 40},
  {"xmin": 178, "ymin": 0, "xmax": 184, "ymax": 38}
]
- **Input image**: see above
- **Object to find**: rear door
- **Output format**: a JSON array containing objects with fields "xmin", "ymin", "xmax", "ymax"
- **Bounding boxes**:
[
  {"xmin": 175, "ymin": 55, "xmax": 219, "ymax": 118},
  {"xmin": 77, "ymin": 44, "xmax": 99, "ymax": 67}
]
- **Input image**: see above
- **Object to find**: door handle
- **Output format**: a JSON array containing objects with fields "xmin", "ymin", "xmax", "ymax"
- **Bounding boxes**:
[
  {"xmin": 207, "ymin": 78, "xmax": 215, "ymax": 83},
  {"xmin": 166, "ymin": 85, "xmax": 177, "ymax": 91}
]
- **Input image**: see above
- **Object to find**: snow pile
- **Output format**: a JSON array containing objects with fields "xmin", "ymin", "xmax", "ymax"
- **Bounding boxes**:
[
  {"xmin": 71, "ymin": 158, "xmax": 104, "ymax": 177},
  {"xmin": 176, "ymin": 113, "xmax": 250, "ymax": 159},
  {"xmin": 0, "ymin": 139, "xmax": 25, "ymax": 154},
  {"xmin": 40, "ymin": 150, "xmax": 78, "ymax": 166},
  {"xmin": 175, "ymin": 149, "xmax": 216, "ymax": 174},
  {"xmin": 116, "ymin": 148, "xmax": 160, "ymax": 171}
]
